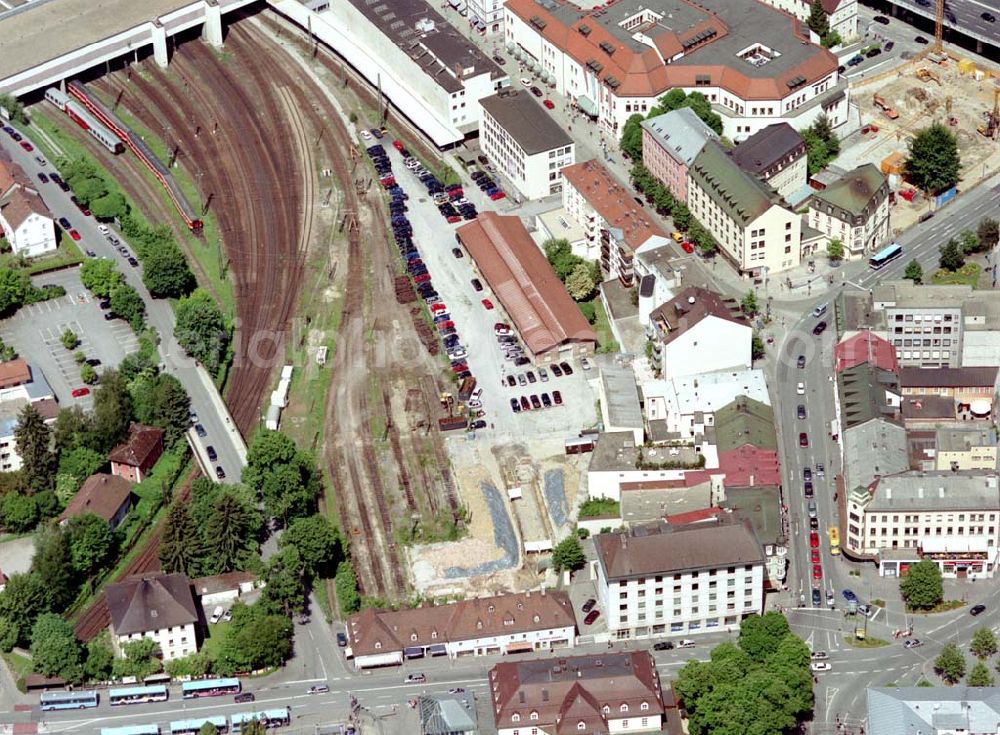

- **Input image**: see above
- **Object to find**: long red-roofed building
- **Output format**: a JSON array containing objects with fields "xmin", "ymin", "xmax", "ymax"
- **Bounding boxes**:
[{"xmin": 835, "ymin": 331, "xmax": 899, "ymax": 374}]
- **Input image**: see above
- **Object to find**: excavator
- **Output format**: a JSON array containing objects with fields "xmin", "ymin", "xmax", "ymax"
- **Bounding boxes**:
[{"xmin": 979, "ymin": 88, "xmax": 1000, "ymax": 140}]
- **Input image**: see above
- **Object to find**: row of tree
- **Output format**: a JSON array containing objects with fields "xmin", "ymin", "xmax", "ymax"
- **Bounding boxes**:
[
  {"xmin": 934, "ymin": 629, "xmax": 1000, "ymax": 687},
  {"xmin": 0, "ymin": 267, "xmax": 66, "ymax": 317},
  {"xmin": 619, "ymin": 89, "xmax": 724, "ymax": 162},
  {"xmin": 629, "ymin": 163, "xmax": 716, "ymax": 255},
  {"xmin": 80, "ymin": 258, "xmax": 145, "ymax": 331},
  {"xmin": 542, "ymin": 239, "xmax": 601, "ymax": 322}
]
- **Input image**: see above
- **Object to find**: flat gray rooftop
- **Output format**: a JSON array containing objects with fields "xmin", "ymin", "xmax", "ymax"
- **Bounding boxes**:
[{"xmin": 0, "ymin": 0, "xmax": 197, "ymax": 81}]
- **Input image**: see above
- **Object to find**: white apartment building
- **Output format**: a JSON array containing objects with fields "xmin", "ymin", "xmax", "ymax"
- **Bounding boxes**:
[
  {"xmin": 468, "ymin": 0, "xmax": 505, "ymax": 34},
  {"xmin": 846, "ymin": 471, "xmax": 1000, "ymax": 579},
  {"xmin": 593, "ymin": 519, "xmax": 766, "ymax": 640},
  {"xmin": 808, "ymin": 164, "xmax": 890, "ymax": 260},
  {"xmin": 758, "ymin": 0, "xmax": 859, "ymax": 42},
  {"xmin": 872, "ymin": 281, "xmax": 969, "ymax": 368},
  {"xmin": 688, "ymin": 141, "xmax": 801, "ymax": 276},
  {"xmin": 273, "ymin": 0, "xmax": 507, "ymax": 147},
  {"xmin": 0, "ymin": 186, "xmax": 56, "ymax": 259},
  {"xmin": 479, "ymin": 89, "xmax": 574, "ymax": 200},
  {"xmin": 642, "ymin": 369, "xmax": 770, "ymax": 437},
  {"xmin": 106, "ymin": 573, "xmax": 200, "ymax": 661},
  {"xmin": 504, "ymin": 0, "xmax": 849, "ymax": 141}
]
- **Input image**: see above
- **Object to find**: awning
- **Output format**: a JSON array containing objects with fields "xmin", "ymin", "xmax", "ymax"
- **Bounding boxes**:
[
  {"xmin": 577, "ymin": 95, "xmax": 597, "ymax": 117},
  {"xmin": 403, "ymin": 647, "xmax": 425, "ymax": 659},
  {"xmin": 428, "ymin": 644, "xmax": 448, "ymax": 656},
  {"xmin": 505, "ymin": 642, "xmax": 534, "ymax": 654}
]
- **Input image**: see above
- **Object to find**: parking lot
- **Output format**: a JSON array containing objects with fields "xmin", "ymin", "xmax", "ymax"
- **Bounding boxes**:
[
  {"xmin": 0, "ymin": 268, "xmax": 138, "ymax": 407},
  {"xmin": 378, "ymin": 144, "xmax": 598, "ymax": 438}
]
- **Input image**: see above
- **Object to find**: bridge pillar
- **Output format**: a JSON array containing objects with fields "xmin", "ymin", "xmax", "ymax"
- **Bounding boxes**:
[
  {"xmin": 151, "ymin": 21, "xmax": 169, "ymax": 68},
  {"xmin": 203, "ymin": 0, "xmax": 224, "ymax": 48}
]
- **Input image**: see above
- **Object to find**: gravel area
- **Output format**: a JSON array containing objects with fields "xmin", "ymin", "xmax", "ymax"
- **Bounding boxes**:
[
  {"xmin": 444, "ymin": 481, "xmax": 519, "ymax": 578},
  {"xmin": 543, "ymin": 468, "xmax": 569, "ymax": 531}
]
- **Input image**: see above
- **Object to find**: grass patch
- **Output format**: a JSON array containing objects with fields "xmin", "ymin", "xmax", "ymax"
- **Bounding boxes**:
[
  {"xmin": 930, "ymin": 264, "xmax": 981, "ymax": 287},
  {"xmin": 6, "ymin": 238, "xmax": 85, "ymax": 275},
  {"xmin": 843, "ymin": 635, "xmax": 890, "ymax": 648},
  {"xmin": 3, "ymin": 650, "xmax": 32, "ymax": 692},
  {"xmin": 579, "ymin": 497, "xmax": 620, "ymax": 518},
  {"xmin": 907, "ymin": 599, "xmax": 965, "ymax": 615},
  {"xmin": 200, "ymin": 620, "xmax": 233, "ymax": 660},
  {"xmin": 871, "ymin": 599, "xmax": 885, "ymax": 609},
  {"xmin": 313, "ymin": 580, "xmax": 333, "ymax": 623},
  {"xmin": 592, "ymin": 298, "xmax": 619, "ymax": 354}
]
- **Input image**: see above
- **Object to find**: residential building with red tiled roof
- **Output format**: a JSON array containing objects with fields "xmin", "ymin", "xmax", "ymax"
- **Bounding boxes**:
[
  {"xmin": 346, "ymin": 590, "xmax": 576, "ymax": 669},
  {"xmin": 562, "ymin": 159, "xmax": 669, "ymax": 286},
  {"xmin": 648, "ymin": 286, "xmax": 751, "ymax": 379},
  {"xmin": 504, "ymin": 0, "xmax": 849, "ymax": 142},
  {"xmin": 835, "ymin": 331, "xmax": 899, "ymax": 373},
  {"xmin": 489, "ymin": 651, "xmax": 665, "ymax": 734},
  {"xmin": 456, "ymin": 212, "xmax": 597, "ymax": 359},
  {"xmin": 0, "ymin": 158, "xmax": 56, "ymax": 259},
  {"xmin": 58, "ymin": 473, "xmax": 134, "ymax": 530},
  {"xmin": 109, "ymin": 424, "xmax": 164, "ymax": 483}
]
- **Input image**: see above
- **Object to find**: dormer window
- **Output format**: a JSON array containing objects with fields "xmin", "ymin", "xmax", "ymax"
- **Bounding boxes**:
[
  {"xmin": 374, "ymin": 641, "xmax": 382, "ymax": 649},
  {"xmin": 602, "ymin": 705, "xmax": 610, "ymax": 714},
  {"xmin": 530, "ymin": 711, "xmax": 539, "ymax": 721},
  {"xmin": 504, "ymin": 617, "xmax": 515, "ymax": 626},
  {"xmin": 641, "ymin": 702, "xmax": 649, "ymax": 711},
  {"xmin": 620, "ymin": 704, "xmax": 629, "ymax": 712},
  {"xmin": 431, "ymin": 631, "xmax": 438, "ymax": 639},
  {"xmin": 477, "ymin": 620, "xmax": 484, "ymax": 629},
  {"xmin": 488, "ymin": 604, "xmax": 495, "ymax": 612},
  {"xmin": 411, "ymin": 633, "xmax": 418, "ymax": 641},
  {"xmin": 578, "ymin": 722, "xmax": 586, "ymax": 730},
  {"xmin": 512, "ymin": 713, "xmax": 520, "ymax": 723},
  {"xmin": 533, "ymin": 614, "xmax": 540, "ymax": 623}
]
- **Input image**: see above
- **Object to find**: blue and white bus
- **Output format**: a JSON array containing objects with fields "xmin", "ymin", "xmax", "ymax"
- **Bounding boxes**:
[
  {"xmin": 869, "ymin": 242, "xmax": 903, "ymax": 270},
  {"xmin": 231, "ymin": 708, "xmax": 291, "ymax": 732},
  {"xmin": 181, "ymin": 677, "xmax": 241, "ymax": 699},
  {"xmin": 109, "ymin": 684, "xmax": 168, "ymax": 706},
  {"xmin": 40, "ymin": 690, "xmax": 99, "ymax": 710},
  {"xmin": 100, "ymin": 726, "xmax": 160, "ymax": 735},
  {"xmin": 170, "ymin": 716, "xmax": 229, "ymax": 735}
]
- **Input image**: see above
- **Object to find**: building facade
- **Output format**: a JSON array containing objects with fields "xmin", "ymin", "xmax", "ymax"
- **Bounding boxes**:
[
  {"xmin": 480, "ymin": 89, "xmax": 575, "ymax": 200},
  {"xmin": 758, "ymin": 0, "xmax": 859, "ymax": 41},
  {"xmin": 105, "ymin": 573, "xmax": 200, "ymax": 661},
  {"xmin": 0, "ymin": 188, "xmax": 56, "ymax": 258},
  {"xmin": 593, "ymin": 519, "xmax": 765, "ymax": 640},
  {"xmin": 872, "ymin": 281, "xmax": 970, "ymax": 368},
  {"xmin": 688, "ymin": 142, "xmax": 801, "ymax": 276},
  {"xmin": 808, "ymin": 164, "xmax": 890, "ymax": 259},
  {"xmin": 935, "ymin": 428, "xmax": 998, "ymax": 472},
  {"xmin": 468, "ymin": 0, "xmax": 505, "ymax": 34},
  {"xmin": 730, "ymin": 123, "xmax": 808, "ymax": 200},
  {"xmin": 641, "ymin": 107, "xmax": 717, "ymax": 203}
]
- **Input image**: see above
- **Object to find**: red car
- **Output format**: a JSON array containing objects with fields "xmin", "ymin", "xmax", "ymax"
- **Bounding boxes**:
[
  {"xmin": 552, "ymin": 390, "xmax": 562, "ymax": 405},
  {"xmin": 490, "ymin": 191, "xmax": 506, "ymax": 201},
  {"xmin": 810, "ymin": 532, "xmax": 820, "ymax": 548},
  {"xmin": 543, "ymin": 99, "xmax": 555, "ymax": 109},
  {"xmin": 413, "ymin": 273, "xmax": 431, "ymax": 284},
  {"xmin": 392, "ymin": 139, "xmax": 405, "ymax": 152},
  {"xmin": 431, "ymin": 303, "xmax": 448, "ymax": 313},
  {"xmin": 69, "ymin": 229, "xmax": 82, "ymax": 241},
  {"xmin": 451, "ymin": 363, "xmax": 468, "ymax": 374},
  {"xmin": 19, "ymin": 140, "xmax": 33, "ymax": 152},
  {"xmin": 447, "ymin": 215, "xmax": 462, "ymax": 224},
  {"xmin": 71, "ymin": 387, "xmax": 90, "ymax": 398},
  {"xmin": 437, "ymin": 320, "xmax": 455, "ymax": 330},
  {"xmin": 583, "ymin": 609, "xmax": 601, "ymax": 625},
  {"xmin": 799, "ymin": 432, "xmax": 809, "ymax": 447},
  {"xmin": 681, "ymin": 241, "xmax": 695, "ymax": 254},
  {"xmin": 811, "ymin": 549, "xmax": 820, "ymax": 564},
  {"xmin": 482, "ymin": 299, "xmax": 494, "ymax": 310},
  {"xmin": 812, "ymin": 564, "xmax": 823, "ymax": 580}
]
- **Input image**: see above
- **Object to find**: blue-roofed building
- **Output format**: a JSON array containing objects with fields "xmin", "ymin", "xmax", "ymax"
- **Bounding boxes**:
[
  {"xmin": 867, "ymin": 687, "xmax": 1000, "ymax": 735},
  {"xmin": 642, "ymin": 108, "xmax": 718, "ymax": 204}
]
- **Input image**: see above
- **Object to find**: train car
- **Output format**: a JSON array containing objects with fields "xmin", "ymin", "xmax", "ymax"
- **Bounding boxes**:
[
  {"xmin": 45, "ymin": 87, "xmax": 124, "ymax": 154},
  {"xmin": 66, "ymin": 80, "xmax": 202, "ymax": 231},
  {"xmin": 44, "ymin": 87, "xmax": 69, "ymax": 111}
]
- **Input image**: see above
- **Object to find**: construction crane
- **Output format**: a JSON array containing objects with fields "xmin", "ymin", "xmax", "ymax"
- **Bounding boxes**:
[
  {"xmin": 934, "ymin": 0, "xmax": 944, "ymax": 53},
  {"xmin": 979, "ymin": 88, "xmax": 1000, "ymax": 140}
]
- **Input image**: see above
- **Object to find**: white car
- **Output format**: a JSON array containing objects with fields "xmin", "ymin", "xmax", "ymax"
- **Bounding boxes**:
[
  {"xmin": 448, "ymin": 348, "xmax": 468, "ymax": 360},
  {"xmin": 677, "ymin": 639, "xmax": 696, "ymax": 648},
  {"xmin": 797, "ymin": 382, "xmax": 805, "ymax": 395},
  {"xmin": 470, "ymin": 387, "xmax": 483, "ymax": 402},
  {"xmin": 360, "ymin": 129, "xmax": 372, "ymax": 140},
  {"xmin": 520, "ymin": 77, "xmax": 532, "ymax": 86},
  {"xmin": 97, "ymin": 224, "xmax": 110, "ymax": 235},
  {"xmin": 811, "ymin": 662, "xmax": 831, "ymax": 672}
]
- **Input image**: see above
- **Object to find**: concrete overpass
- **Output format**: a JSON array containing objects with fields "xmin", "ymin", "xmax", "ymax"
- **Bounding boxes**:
[
  {"xmin": 878, "ymin": 0, "xmax": 1000, "ymax": 54},
  {"xmin": 0, "ymin": 0, "xmax": 259, "ymax": 97}
]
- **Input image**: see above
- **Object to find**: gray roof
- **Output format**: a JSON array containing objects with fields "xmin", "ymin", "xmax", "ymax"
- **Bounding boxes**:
[
  {"xmin": 106, "ymin": 573, "xmax": 198, "ymax": 636},
  {"xmin": 838, "ymin": 362, "xmax": 901, "ymax": 430},
  {"xmin": 730, "ymin": 123, "xmax": 806, "ymax": 177},
  {"xmin": 689, "ymin": 141, "xmax": 780, "ymax": 226},
  {"xmin": 899, "ymin": 366, "xmax": 999, "ymax": 389},
  {"xmin": 808, "ymin": 163, "xmax": 888, "ymax": 223},
  {"xmin": 873, "ymin": 280, "xmax": 972, "ymax": 309},
  {"xmin": 599, "ymin": 365, "xmax": 643, "ymax": 431},
  {"xmin": 642, "ymin": 108, "xmax": 718, "ymax": 167},
  {"xmin": 480, "ymin": 89, "xmax": 572, "ymax": 156},
  {"xmin": 418, "ymin": 693, "xmax": 479, "ymax": 734},
  {"xmin": 868, "ymin": 687, "xmax": 1000, "ymax": 735},
  {"xmin": 937, "ymin": 426, "xmax": 997, "ymax": 453},
  {"xmin": 844, "ymin": 419, "xmax": 908, "ymax": 492},
  {"xmin": 866, "ymin": 472, "xmax": 1000, "ymax": 512}
]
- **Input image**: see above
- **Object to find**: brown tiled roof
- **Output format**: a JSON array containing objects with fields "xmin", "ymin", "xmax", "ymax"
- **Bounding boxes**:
[
  {"xmin": 899, "ymin": 367, "xmax": 998, "ymax": 389},
  {"xmin": 59, "ymin": 473, "xmax": 131, "ymax": 524},
  {"xmin": 594, "ymin": 517, "xmax": 764, "ymax": 582},
  {"xmin": 109, "ymin": 424, "xmax": 163, "ymax": 467},
  {"xmin": 0, "ymin": 359, "xmax": 30, "ymax": 389},
  {"xmin": 489, "ymin": 651, "xmax": 664, "ymax": 732},
  {"xmin": 456, "ymin": 213, "xmax": 596, "ymax": 356},
  {"xmin": 0, "ymin": 187, "xmax": 50, "ymax": 230},
  {"xmin": 347, "ymin": 590, "xmax": 575, "ymax": 657},
  {"xmin": 649, "ymin": 286, "xmax": 748, "ymax": 346},
  {"xmin": 0, "ymin": 157, "xmax": 15, "ymax": 195},
  {"xmin": 731, "ymin": 123, "xmax": 806, "ymax": 176},
  {"xmin": 31, "ymin": 398, "xmax": 59, "ymax": 421},
  {"xmin": 901, "ymin": 395, "xmax": 956, "ymax": 422},
  {"xmin": 105, "ymin": 573, "xmax": 198, "ymax": 636},
  {"xmin": 561, "ymin": 159, "xmax": 667, "ymax": 252}
]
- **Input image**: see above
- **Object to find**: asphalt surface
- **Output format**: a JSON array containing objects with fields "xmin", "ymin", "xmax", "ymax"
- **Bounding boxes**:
[
  {"xmin": 0, "ymin": 126, "xmax": 246, "ymax": 482},
  {"xmin": 885, "ymin": 0, "xmax": 1000, "ymax": 46}
]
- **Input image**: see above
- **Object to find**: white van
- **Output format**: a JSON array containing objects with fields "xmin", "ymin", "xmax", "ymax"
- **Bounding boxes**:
[
  {"xmin": 812, "ymin": 303, "xmax": 828, "ymax": 318},
  {"xmin": 209, "ymin": 606, "xmax": 224, "ymax": 624}
]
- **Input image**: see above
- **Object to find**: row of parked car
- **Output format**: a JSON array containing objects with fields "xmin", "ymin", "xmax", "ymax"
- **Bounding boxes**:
[
  {"xmin": 471, "ymin": 170, "xmax": 506, "ymax": 201},
  {"xmin": 509, "ymin": 391, "xmax": 562, "ymax": 412}
]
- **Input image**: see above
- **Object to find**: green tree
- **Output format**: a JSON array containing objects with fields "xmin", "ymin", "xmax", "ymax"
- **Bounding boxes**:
[
  {"xmin": 821, "ymin": 30, "xmax": 843, "ymax": 48},
  {"xmin": 906, "ymin": 123, "xmax": 961, "ymax": 194},
  {"xmin": 543, "ymin": 239, "xmax": 583, "ymax": 281},
  {"xmin": 826, "ymin": 238, "xmax": 844, "ymax": 261},
  {"xmin": 0, "ymin": 94, "xmax": 27, "ymax": 124},
  {"xmin": 959, "ymin": 229, "xmax": 981, "ymax": 254},
  {"xmin": 199, "ymin": 723, "xmax": 219, "ymax": 735},
  {"xmin": 14, "ymin": 403, "xmax": 56, "ymax": 493},
  {"xmin": 69, "ymin": 175, "xmax": 108, "ymax": 205},
  {"xmin": 939, "ymin": 238, "xmax": 966, "ymax": 272},
  {"xmin": 1, "ymin": 492, "xmax": 39, "ymax": 533},
  {"xmin": 89, "ymin": 190, "xmax": 128, "ymax": 220},
  {"xmin": 145, "ymin": 374, "xmax": 191, "ymax": 447},
  {"xmin": 174, "ymin": 289, "xmax": 228, "ymax": 374},
  {"xmin": 904, "ymin": 259, "xmax": 924, "ymax": 283},
  {"xmin": 143, "ymin": 243, "xmax": 195, "ymax": 298},
  {"xmin": 92, "ymin": 369, "xmax": 133, "ymax": 452},
  {"xmin": 80, "ymin": 363, "xmax": 97, "ymax": 385},
  {"xmin": 672, "ymin": 202, "xmax": 691, "ymax": 231},
  {"xmin": 978, "ymin": 217, "xmax": 999, "ymax": 250},
  {"xmin": 0, "ymin": 268, "xmax": 31, "ymax": 315},
  {"xmin": 968, "ymin": 661, "xmax": 994, "ymax": 686},
  {"xmin": 0, "ymin": 573, "xmax": 48, "ymax": 645},
  {"xmin": 65, "ymin": 513, "xmax": 118, "ymax": 578},
  {"xmin": 159, "ymin": 501, "xmax": 204, "ymax": 576},
  {"xmin": 84, "ymin": 635, "xmax": 115, "ymax": 681},
  {"xmin": 752, "ymin": 333, "xmax": 766, "ymax": 361},
  {"xmin": 807, "ymin": 0, "xmax": 829, "ymax": 36},
  {"xmin": 165, "ymin": 651, "xmax": 214, "ymax": 679},
  {"xmin": 260, "ymin": 462, "xmax": 317, "ymax": 523},
  {"xmin": 738, "ymin": 612, "xmax": 792, "ymax": 660},
  {"xmin": 204, "ymin": 493, "xmax": 252, "ymax": 574},
  {"xmin": 30, "ymin": 613, "xmax": 82, "ymax": 681},
  {"xmin": 80, "ymin": 259, "xmax": 123, "ymax": 299},
  {"xmin": 0, "ymin": 617, "xmax": 18, "ymax": 653},
  {"xmin": 58, "ymin": 446, "xmax": 105, "ymax": 485},
  {"xmin": 578, "ymin": 301, "xmax": 597, "ymax": 324},
  {"xmin": 114, "ymin": 638, "xmax": 162, "ymax": 680},
  {"xmin": 61, "ymin": 329, "xmax": 79, "ymax": 351},
  {"xmin": 565, "ymin": 262, "xmax": 597, "ymax": 301},
  {"xmin": 32, "ymin": 527, "xmax": 77, "ymax": 610},
  {"xmin": 552, "ymin": 536, "xmax": 585, "ymax": 573},
  {"xmin": 110, "ymin": 283, "xmax": 146, "ymax": 331},
  {"xmin": 259, "ymin": 551, "xmax": 305, "ymax": 616},
  {"xmin": 740, "ymin": 290, "xmax": 758, "ymax": 316},
  {"xmin": 619, "ymin": 113, "xmax": 646, "ymax": 160},
  {"xmin": 53, "ymin": 406, "xmax": 96, "ymax": 454},
  {"xmin": 335, "ymin": 560, "xmax": 361, "ymax": 614},
  {"xmin": 971, "ymin": 627, "xmax": 998, "ymax": 660},
  {"xmin": 280, "ymin": 514, "xmax": 340, "ymax": 578},
  {"xmin": 900, "ymin": 559, "xmax": 943, "ymax": 610},
  {"xmin": 934, "ymin": 642, "xmax": 967, "ymax": 684}
]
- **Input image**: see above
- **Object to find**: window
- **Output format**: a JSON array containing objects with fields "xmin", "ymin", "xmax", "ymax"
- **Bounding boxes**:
[
  {"xmin": 621, "ymin": 704, "xmax": 629, "ymax": 712},
  {"xmin": 530, "ymin": 711, "xmax": 538, "ymax": 721},
  {"xmin": 641, "ymin": 702, "xmax": 649, "ymax": 711},
  {"xmin": 577, "ymin": 723, "xmax": 586, "ymax": 731},
  {"xmin": 513, "ymin": 714, "xmax": 521, "ymax": 723}
]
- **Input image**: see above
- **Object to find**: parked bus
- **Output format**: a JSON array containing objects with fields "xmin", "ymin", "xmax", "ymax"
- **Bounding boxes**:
[
  {"xmin": 181, "ymin": 678, "xmax": 241, "ymax": 699},
  {"xmin": 40, "ymin": 690, "xmax": 99, "ymax": 711},
  {"xmin": 231, "ymin": 708, "xmax": 291, "ymax": 732},
  {"xmin": 828, "ymin": 527, "xmax": 841, "ymax": 556},
  {"xmin": 170, "ymin": 717, "xmax": 228, "ymax": 735},
  {"xmin": 869, "ymin": 242, "xmax": 903, "ymax": 270},
  {"xmin": 109, "ymin": 684, "xmax": 168, "ymax": 706},
  {"xmin": 101, "ymin": 726, "xmax": 160, "ymax": 735}
]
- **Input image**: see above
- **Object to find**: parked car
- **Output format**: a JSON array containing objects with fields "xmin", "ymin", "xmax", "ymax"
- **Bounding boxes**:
[
  {"xmin": 550, "ymin": 363, "xmax": 563, "ymax": 377},
  {"xmin": 797, "ymin": 354, "xmax": 806, "ymax": 368},
  {"xmin": 559, "ymin": 361, "xmax": 573, "ymax": 375},
  {"xmin": 530, "ymin": 85, "xmax": 543, "ymax": 97},
  {"xmin": 914, "ymin": 35, "xmax": 929, "ymax": 44},
  {"xmin": 210, "ymin": 606, "xmax": 225, "ymax": 624},
  {"xmin": 452, "ymin": 247, "xmax": 464, "ymax": 258},
  {"xmin": 194, "ymin": 424, "xmax": 207, "ymax": 438},
  {"xmin": 810, "ymin": 651, "xmax": 829, "ymax": 660},
  {"xmin": 37, "ymin": 172, "xmax": 48, "ymax": 184},
  {"xmin": 677, "ymin": 640, "xmax": 696, "ymax": 648},
  {"xmin": 813, "ymin": 321, "xmax": 828, "ymax": 335},
  {"xmin": 234, "ymin": 692, "xmax": 255, "ymax": 703},
  {"xmin": 653, "ymin": 641, "xmax": 674, "ymax": 651},
  {"xmin": 471, "ymin": 278, "xmax": 484, "ymax": 292},
  {"xmin": 842, "ymin": 589, "xmax": 858, "ymax": 603},
  {"xmin": 215, "ymin": 466, "xmax": 226, "ymax": 480},
  {"xmin": 207, "ymin": 446, "xmax": 218, "ymax": 462},
  {"xmin": 583, "ymin": 609, "xmax": 600, "ymax": 625},
  {"xmin": 510, "ymin": 398, "xmax": 521, "ymax": 413},
  {"xmin": 581, "ymin": 598, "xmax": 597, "ymax": 613},
  {"xmin": 904, "ymin": 639, "xmax": 923, "ymax": 649},
  {"xmin": 552, "ymin": 390, "xmax": 562, "ymax": 405},
  {"xmin": 543, "ymin": 99, "xmax": 555, "ymax": 109},
  {"xmin": 71, "ymin": 387, "xmax": 90, "ymax": 398},
  {"xmin": 481, "ymin": 298, "xmax": 494, "ymax": 310},
  {"xmin": 865, "ymin": 48, "xmax": 882, "ymax": 58},
  {"xmin": 68, "ymin": 229, "xmax": 82, "ymax": 241},
  {"xmin": 811, "ymin": 662, "xmax": 831, "ymax": 672},
  {"xmin": 873, "ymin": 14, "xmax": 890, "ymax": 24}
]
